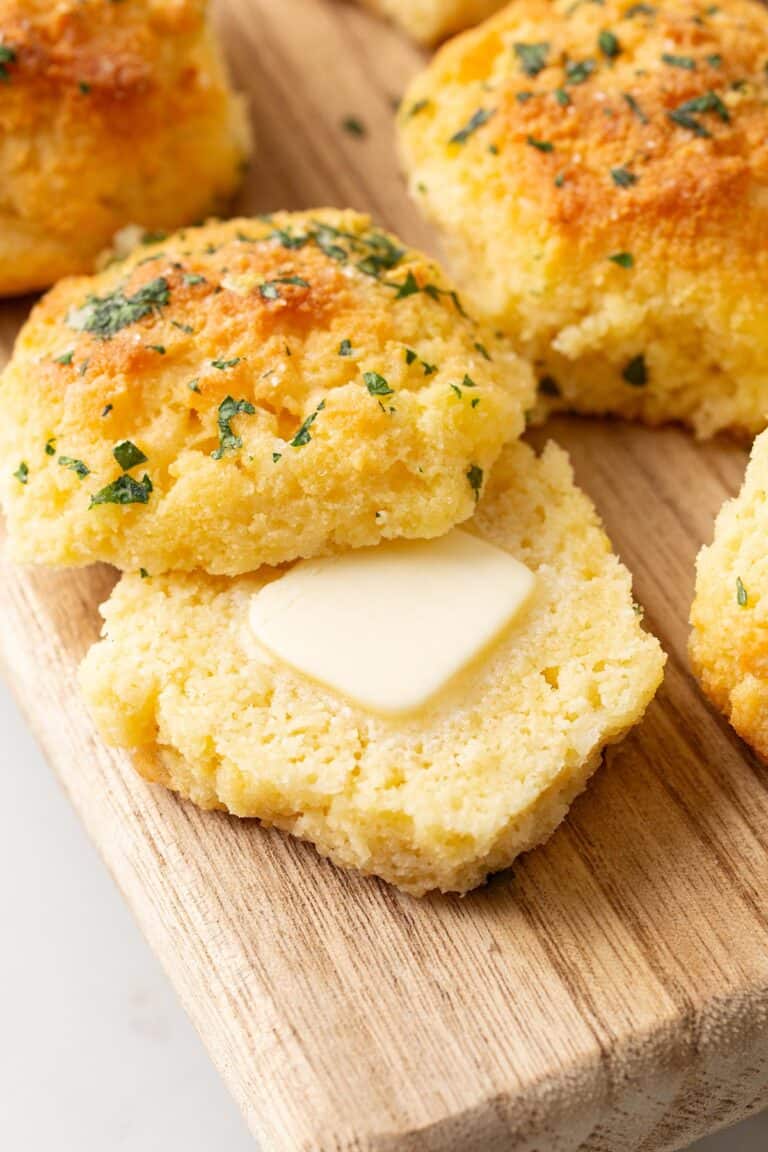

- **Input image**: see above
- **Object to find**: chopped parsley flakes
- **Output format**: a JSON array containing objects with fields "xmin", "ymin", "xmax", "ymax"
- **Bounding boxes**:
[
  {"xmin": 611, "ymin": 166, "xmax": 638, "ymax": 188},
  {"xmin": 13, "ymin": 461, "xmax": 28, "ymax": 484},
  {"xmin": 683, "ymin": 91, "xmax": 730, "ymax": 122},
  {"xmin": 259, "ymin": 276, "xmax": 310, "ymax": 300},
  {"xmin": 450, "ymin": 108, "xmax": 494, "ymax": 145},
  {"xmin": 59, "ymin": 456, "xmax": 90, "ymax": 479},
  {"xmin": 668, "ymin": 91, "xmax": 729, "ymax": 137},
  {"xmin": 623, "ymin": 93, "xmax": 648, "ymax": 123},
  {"xmin": 212, "ymin": 396, "xmax": 256, "ymax": 459},
  {"xmin": 113, "ymin": 440, "xmax": 147, "ymax": 471},
  {"xmin": 405, "ymin": 98, "xmax": 431, "ymax": 119},
  {"xmin": 290, "ymin": 400, "xmax": 326, "ymax": 448},
  {"xmin": 598, "ymin": 30, "xmax": 621, "ymax": 59},
  {"xmin": 565, "ymin": 58, "xmax": 596, "ymax": 86},
  {"xmin": 0, "ymin": 43, "xmax": 17, "ymax": 83},
  {"xmin": 270, "ymin": 220, "xmax": 405, "ymax": 283},
  {"xmin": 341, "ymin": 115, "xmax": 367, "ymax": 138},
  {"xmin": 363, "ymin": 372, "xmax": 394, "ymax": 397},
  {"xmin": 622, "ymin": 354, "xmax": 647, "ymax": 387},
  {"xmin": 736, "ymin": 576, "xmax": 748, "ymax": 607},
  {"xmin": 90, "ymin": 474, "xmax": 153, "ymax": 507},
  {"xmin": 662, "ymin": 53, "xmax": 696, "ymax": 70},
  {"xmin": 68, "ymin": 277, "xmax": 170, "ymax": 340},
  {"xmin": 466, "ymin": 465, "xmax": 484, "ymax": 502},
  {"xmin": 609, "ymin": 251, "xmax": 634, "ymax": 268},
  {"xmin": 514, "ymin": 42, "xmax": 549, "ymax": 77},
  {"xmin": 394, "ymin": 271, "xmax": 419, "ymax": 300}
]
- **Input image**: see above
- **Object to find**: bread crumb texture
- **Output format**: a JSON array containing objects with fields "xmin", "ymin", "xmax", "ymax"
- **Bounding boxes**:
[
  {"xmin": 691, "ymin": 430, "xmax": 768, "ymax": 757},
  {"xmin": 0, "ymin": 0, "xmax": 249, "ymax": 295},
  {"xmin": 0, "ymin": 211, "xmax": 533, "ymax": 575},
  {"xmin": 360, "ymin": 0, "xmax": 505, "ymax": 44},
  {"xmin": 79, "ymin": 441, "xmax": 665, "ymax": 895},
  {"xmin": 399, "ymin": 0, "xmax": 768, "ymax": 437}
]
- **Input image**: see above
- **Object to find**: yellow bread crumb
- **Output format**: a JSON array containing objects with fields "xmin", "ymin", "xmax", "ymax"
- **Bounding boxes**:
[
  {"xmin": 691, "ymin": 431, "xmax": 768, "ymax": 757},
  {"xmin": 79, "ymin": 441, "xmax": 665, "ymax": 896},
  {"xmin": 399, "ymin": 0, "xmax": 768, "ymax": 437},
  {"xmin": 0, "ymin": 210, "xmax": 533, "ymax": 575}
]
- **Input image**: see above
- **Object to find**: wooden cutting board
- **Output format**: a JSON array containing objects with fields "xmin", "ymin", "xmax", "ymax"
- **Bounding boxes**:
[{"xmin": 3, "ymin": 2, "xmax": 768, "ymax": 1149}]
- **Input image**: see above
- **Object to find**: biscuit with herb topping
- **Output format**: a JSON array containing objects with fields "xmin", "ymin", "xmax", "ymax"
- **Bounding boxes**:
[
  {"xmin": 0, "ymin": 210, "xmax": 533, "ymax": 575},
  {"xmin": 399, "ymin": 0, "xmax": 768, "ymax": 437},
  {"xmin": 0, "ymin": 0, "xmax": 249, "ymax": 296},
  {"xmin": 79, "ymin": 439, "xmax": 665, "ymax": 895},
  {"xmin": 691, "ymin": 430, "xmax": 768, "ymax": 756},
  {"xmin": 360, "ymin": 0, "xmax": 505, "ymax": 44}
]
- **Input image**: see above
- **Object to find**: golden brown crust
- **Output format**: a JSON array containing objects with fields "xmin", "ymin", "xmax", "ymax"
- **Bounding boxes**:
[
  {"xmin": 399, "ymin": 0, "xmax": 768, "ymax": 437},
  {"xmin": 0, "ymin": 211, "xmax": 533, "ymax": 575},
  {"xmin": 404, "ymin": 0, "xmax": 768, "ymax": 258},
  {"xmin": 0, "ymin": 0, "xmax": 248, "ymax": 295},
  {"xmin": 360, "ymin": 0, "xmax": 505, "ymax": 44}
]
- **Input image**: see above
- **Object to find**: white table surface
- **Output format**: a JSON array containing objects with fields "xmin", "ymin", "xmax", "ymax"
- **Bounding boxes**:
[{"xmin": 2, "ymin": 681, "xmax": 767, "ymax": 1152}]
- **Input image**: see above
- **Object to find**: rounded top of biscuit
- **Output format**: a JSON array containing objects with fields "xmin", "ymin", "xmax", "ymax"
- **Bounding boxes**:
[
  {"xmin": 0, "ymin": 0, "xmax": 248, "ymax": 295},
  {"xmin": 400, "ymin": 0, "xmax": 768, "ymax": 263},
  {"xmin": 0, "ymin": 210, "xmax": 533, "ymax": 576}
]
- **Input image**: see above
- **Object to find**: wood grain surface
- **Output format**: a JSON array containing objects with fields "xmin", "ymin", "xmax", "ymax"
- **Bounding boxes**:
[{"xmin": 2, "ymin": 2, "xmax": 768, "ymax": 1150}]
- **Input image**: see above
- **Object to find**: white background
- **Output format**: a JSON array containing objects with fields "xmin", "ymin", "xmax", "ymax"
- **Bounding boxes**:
[{"xmin": 2, "ymin": 682, "xmax": 767, "ymax": 1152}]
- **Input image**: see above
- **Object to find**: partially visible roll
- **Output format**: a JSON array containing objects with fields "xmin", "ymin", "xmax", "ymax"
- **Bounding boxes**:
[
  {"xmin": 691, "ymin": 431, "xmax": 768, "ymax": 758},
  {"xmin": 0, "ymin": 0, "xmax": 249, "ymax": 296},
  {"xmin": 360, "ymin": 0, "xmax": 505, "ymax": 44}
]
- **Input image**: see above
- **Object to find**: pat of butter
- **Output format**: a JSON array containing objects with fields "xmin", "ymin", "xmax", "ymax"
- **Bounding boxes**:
[{"xmin": 248, "ymin": 529, "xmax": 535, "ymax": 718}]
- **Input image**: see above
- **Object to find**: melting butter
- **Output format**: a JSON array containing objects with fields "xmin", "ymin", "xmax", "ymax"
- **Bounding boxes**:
[{"xmin": 248, "ymin": 529, "xmax": 535, "ymax": 718}]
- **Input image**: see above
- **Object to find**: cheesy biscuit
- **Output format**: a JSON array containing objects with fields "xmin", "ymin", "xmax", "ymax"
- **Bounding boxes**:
[
  {"xmin": 399, "ymin": 0, "xmax": 768, "ymax": 437},
  {"xmin": 0, "ymin": 211, "xmax": 533, "ymax": 575},
  {"xmin": 691, "ymin": 431, "xmax": 768, "ymax": 757},
  {"xmin": 79, "ymin": 440, "xmax": 665, "ymax": 896},
  {"xmin": 0, "ymin": 0, "xmax": 249, "ymax": 296}
]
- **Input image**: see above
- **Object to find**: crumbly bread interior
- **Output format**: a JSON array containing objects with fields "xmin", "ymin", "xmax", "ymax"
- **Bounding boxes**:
[
  {"xmin": 80, "ymin": 440, "xmax": 665, "ymax": 895},
  {"xmin": 691, "ymin": 430, "xmax": 768, "ymax": 758}
]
